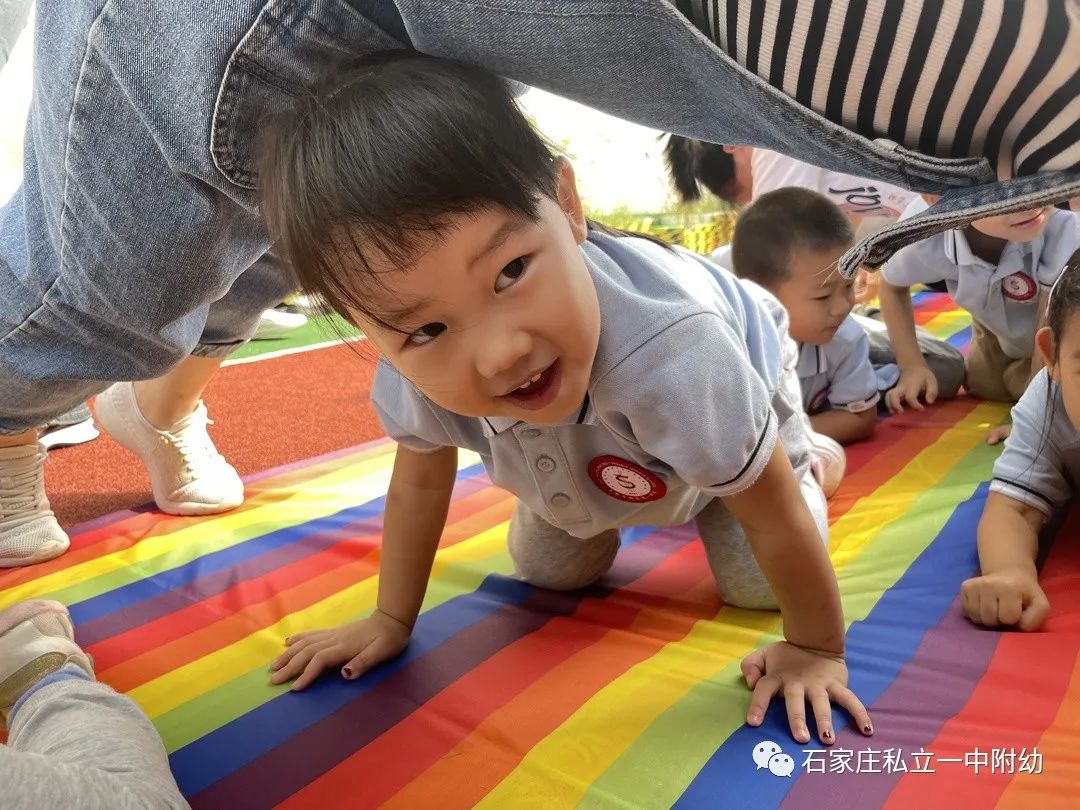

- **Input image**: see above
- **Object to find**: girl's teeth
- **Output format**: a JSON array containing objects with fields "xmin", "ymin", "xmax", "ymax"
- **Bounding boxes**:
[{"xmin": 516, "ymin": 372, "xmax": 542, "ymax": 391}]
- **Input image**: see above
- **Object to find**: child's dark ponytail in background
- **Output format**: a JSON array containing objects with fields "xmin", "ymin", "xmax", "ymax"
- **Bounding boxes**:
[{"xmin": 663, "ymin": 135, "xmax": 739, "ymax": 204}]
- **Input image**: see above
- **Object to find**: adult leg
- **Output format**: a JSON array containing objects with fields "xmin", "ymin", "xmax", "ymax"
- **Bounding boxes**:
[
  {"xmin": 92, "ymin": 255, "xmax": 295, "ymax": 515},
  {"xmin": 0, "ymin": 1, "xmax": 278, "ymax": 557}
]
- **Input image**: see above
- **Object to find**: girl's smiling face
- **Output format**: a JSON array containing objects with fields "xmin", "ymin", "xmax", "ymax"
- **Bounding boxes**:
[{"xmin": 353, "ymin": 161, "xmax": 601, "ymax": 425}]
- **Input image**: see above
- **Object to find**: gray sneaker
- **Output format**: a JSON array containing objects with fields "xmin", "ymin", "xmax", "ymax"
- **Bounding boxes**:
[
  {"xmin": 40, "ymin": 404, "xmax": 100, "ymax": 451},
  {"xmin": 0, "ymin": 443, "xmax": 70, "ymax": 568}
]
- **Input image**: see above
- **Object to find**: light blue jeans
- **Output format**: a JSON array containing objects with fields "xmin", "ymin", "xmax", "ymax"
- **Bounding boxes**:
[{"xmin": 1, "ymin": 0, "xmax": 1078, "ymax": 433}]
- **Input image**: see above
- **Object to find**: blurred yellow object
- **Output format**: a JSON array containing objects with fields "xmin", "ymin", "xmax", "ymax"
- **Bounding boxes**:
[{"xmin": 610, "ymin": 211, "xmax": 737, "ymax": 256}]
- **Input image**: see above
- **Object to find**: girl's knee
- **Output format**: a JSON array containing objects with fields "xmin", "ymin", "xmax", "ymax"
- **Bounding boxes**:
[
  {"xmin": 715, "ymin": 579, "xmax": 780, "ymax": 611},
  {"xmin": 515, "ymin": 564, "xmax": 606, "ymax": 592},
  {"xmin": 510, "ymin": 529, "xmax": 620, "ymax": 592}
]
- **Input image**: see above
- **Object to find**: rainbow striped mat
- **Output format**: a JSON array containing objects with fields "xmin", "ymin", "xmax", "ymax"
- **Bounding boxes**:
[{"xmin": 4, "ymin": 294, "xmax": 1077, "ymax": 809}]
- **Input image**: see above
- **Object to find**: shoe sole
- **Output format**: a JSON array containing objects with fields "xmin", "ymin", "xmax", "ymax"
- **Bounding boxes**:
[
  {"xmin": 39, "ymin": 419, "xmax": 100, "ymax": 450},
  {"xmin": 94, "ymin": 385, "xmax": 244, "ymax": 516},
  {"xmin": 0, "ymin": 536, "xmax": 70, "ymax": 569},
  {"xmin": 154, "ymin": 497, "xmax": 244, "ymax": 516}
]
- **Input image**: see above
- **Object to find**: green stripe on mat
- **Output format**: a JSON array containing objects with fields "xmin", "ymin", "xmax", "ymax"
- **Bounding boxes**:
[{"xmin": 227, "ymin": 314, "xmax": 361, "ymax": 361}]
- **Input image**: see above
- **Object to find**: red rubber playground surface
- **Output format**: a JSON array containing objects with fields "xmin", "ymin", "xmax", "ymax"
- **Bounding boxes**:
[{"xmin": 48, "ymin": 341, "xmax": 383, "ymax": 528}]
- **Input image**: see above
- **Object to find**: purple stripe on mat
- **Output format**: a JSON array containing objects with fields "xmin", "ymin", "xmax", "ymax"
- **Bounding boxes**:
[{"xmin": 781, "ymin": 599, "xmax": 1000, "ymax": 808}]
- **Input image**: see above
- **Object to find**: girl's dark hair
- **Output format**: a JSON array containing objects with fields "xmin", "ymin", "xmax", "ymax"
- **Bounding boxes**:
[
  {"xmin": 1045, "ymin": 248, "xmax": 1080, "ymax": 361},
  {"xmin": 663, "ymin": 135, "xmax": 739, "ymax": 204},
  {"xmin": 1034, "ymin": 248, "xmax": 1080, "ymax": 460},
  {"xmin": 258, "ymin": 51, "xmax": 560, "ymax": 327}
]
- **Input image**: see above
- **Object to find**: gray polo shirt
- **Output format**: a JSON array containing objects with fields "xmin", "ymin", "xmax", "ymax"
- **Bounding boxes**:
[
  {"xmin": 371, "ymin": 231, "xmax": 795, "ymax": 538},
  {"xmin": 990, "ymin": 369, "xmax": 1080, "ymax": 517},
  {"xmin": 882, "ymin": 200, "xmax": 1079, "ymax": 359},
  {"xmin": 797, "ymin": 315, "xmax": 880, "ymax": 415}
]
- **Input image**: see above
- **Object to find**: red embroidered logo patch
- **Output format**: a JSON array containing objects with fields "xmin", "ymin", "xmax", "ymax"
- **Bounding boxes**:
[
  {"xmin": 587, "ymin": 456, "xmax": 667, "ymax": 503},
  {"xmin": 1001, "ymin": 272, "xmax": 1037, "ymax": 302}
]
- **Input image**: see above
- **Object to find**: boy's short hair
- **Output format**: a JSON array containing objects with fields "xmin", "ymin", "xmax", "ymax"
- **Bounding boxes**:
[{"xmin": 730, "ymin": 187, "xmax": 855, "ymax": 288}]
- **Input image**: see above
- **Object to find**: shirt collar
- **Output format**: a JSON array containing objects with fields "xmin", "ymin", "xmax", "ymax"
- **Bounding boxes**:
[
  {"xmin": 945, "ymin": 227, "xmax": 1030, "ymax": 278},
  {"xmin": 480, "ymin": 393, "xmax": 592, "ymax": 438},
  {"xmin": 796, "ymin": 341, "xmax": 826, "ymax": 378}
]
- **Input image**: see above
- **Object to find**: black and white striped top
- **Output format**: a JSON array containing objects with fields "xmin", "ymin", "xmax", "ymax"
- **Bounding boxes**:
[{"xmin": 673, "ymin": 0, "xmax": 1080, "ymax": 178}]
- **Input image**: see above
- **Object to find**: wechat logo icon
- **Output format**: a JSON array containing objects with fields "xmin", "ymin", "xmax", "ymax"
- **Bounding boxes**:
[{"xmin": 752, "ymin": 740, "xmax": 796, "ymax": 777}]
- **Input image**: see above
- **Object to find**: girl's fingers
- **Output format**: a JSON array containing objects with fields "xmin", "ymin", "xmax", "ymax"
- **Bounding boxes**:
[
  {"xmin": 747, "ymin": 674, "xmax": 782, "ymax": 726},
  {"xmin": 829, "ymin": 684, "xmax": 873, "ymax": 736},
  {"xmin": 808, "ymin": 688, "xmax": 835, "ymax": 745},
  {"xmin": 784, "ymin": 684, "xmax": 809, "ymax": 744}
]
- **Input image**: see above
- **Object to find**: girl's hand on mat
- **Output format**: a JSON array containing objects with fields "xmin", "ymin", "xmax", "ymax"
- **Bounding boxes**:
[
  {"xmin": 741, "ymin": 642, "xmax": 872, "ymax": 746},
  {"xmin": 885, "ymin": 365, "xmax": 937, "ymax": 414},
  {"xmin": 961, "ymin": 571, "xmax": 1049, "ymax": 631},
  {"xmin": 985, "ymin": 424, "xmax": 1012, "ymax": 445},
  {"xmin": 269, "ymin": 609, "xmax": 412, "ymax": 691}
]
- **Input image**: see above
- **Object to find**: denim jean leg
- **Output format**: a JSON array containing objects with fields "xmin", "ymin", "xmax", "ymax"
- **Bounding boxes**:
[
  {"xmin": 5, "ymin": 0, "xmax": 1078, "ymax": 439},
  {"xmin": 0, "ymin": 1, "xmax": 275, "ymax": 433},
  {"xmin": 193, "ymin": 252, "xmax": 297, "ymax": 357}
]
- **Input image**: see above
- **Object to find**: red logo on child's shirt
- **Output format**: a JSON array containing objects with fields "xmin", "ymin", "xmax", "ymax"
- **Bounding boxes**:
[
  {"xmin": 587, "ymin": 456, "xmax": 667, "ymax": 503},
  {"xmin": 1001, "ymin": 272, "xmax": 1037, "ymax": 302}
]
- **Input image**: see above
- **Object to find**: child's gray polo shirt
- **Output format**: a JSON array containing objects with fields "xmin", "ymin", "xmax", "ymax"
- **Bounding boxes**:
[
  {"xmin": 882, "ymin": 201, "xmax": 1079, "ymax": 360},
  {"xmin": 371, "ymin": 231, "xmax": 796, "ymax": 538},
  {"xmin": 990, "ymin": 369, "xmax": 1080, "ymax": 517},
  {"xmin": 797, "ymin": 315, "xmax": 880, "ymax": 415}
]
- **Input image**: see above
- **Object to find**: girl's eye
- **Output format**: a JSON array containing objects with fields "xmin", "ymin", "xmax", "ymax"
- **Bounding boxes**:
[
  {"xmin": 495, "ymin": 257, "xmax": 528, "ymax": 292},
  {"xmin": 406, "ymin": 322, "xmax": 446, "ymax": 346}
]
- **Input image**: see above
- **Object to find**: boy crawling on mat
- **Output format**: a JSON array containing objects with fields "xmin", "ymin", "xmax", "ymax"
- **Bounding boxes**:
[{"xmin": 729, "ymin": 189, "xmax": 964, "ymax": 491}]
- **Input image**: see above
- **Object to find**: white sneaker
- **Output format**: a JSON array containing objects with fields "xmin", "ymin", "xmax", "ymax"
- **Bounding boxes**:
[
  {"xmin": 252, "ymin": 307, "xmax": 308, "ymax": 340},
  {"xmin": 283, "ymin": 293, "xmax": 326, "ymax": 317},
  {"xmin": 39, "ymin": 404, "xmax": 100, "ymax": 451},
  {"xmin": 807, "ymin": 430, "xmax": 846, "ymax": 499},
  {"xmin": 0, "ymin": 600, "xmax": 94, "ymax": 730},
  {"xmin": 93, "ymin": 382, "xmax": 245, "ymax": 515},
  {"xmin": 0, "ymin": 444, "xmax": 71, "ymax": 568}
]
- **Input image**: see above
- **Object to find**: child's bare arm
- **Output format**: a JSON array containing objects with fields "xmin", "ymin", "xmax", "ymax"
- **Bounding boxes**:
[
  {"xmin": 378, "ymin": 444, "xmax": 460, "ymax": 626},
  {"xmin": 723, "ymin": 442, "xmax": 871, "ymax": 745},
  {"xmin": 961, "ymin": 492, "xmax": 1049, "ymax": 631},
  {"xmin": 879, "ymin": 280, "xmax": 939, "ymax": 412},
  {"xmin": 809, "ymin": 407, "xmax": 876, "ymax": 444},
  {"xmin": 270, "ymin": 444, "xmax": 459, "ymax": 689}
]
